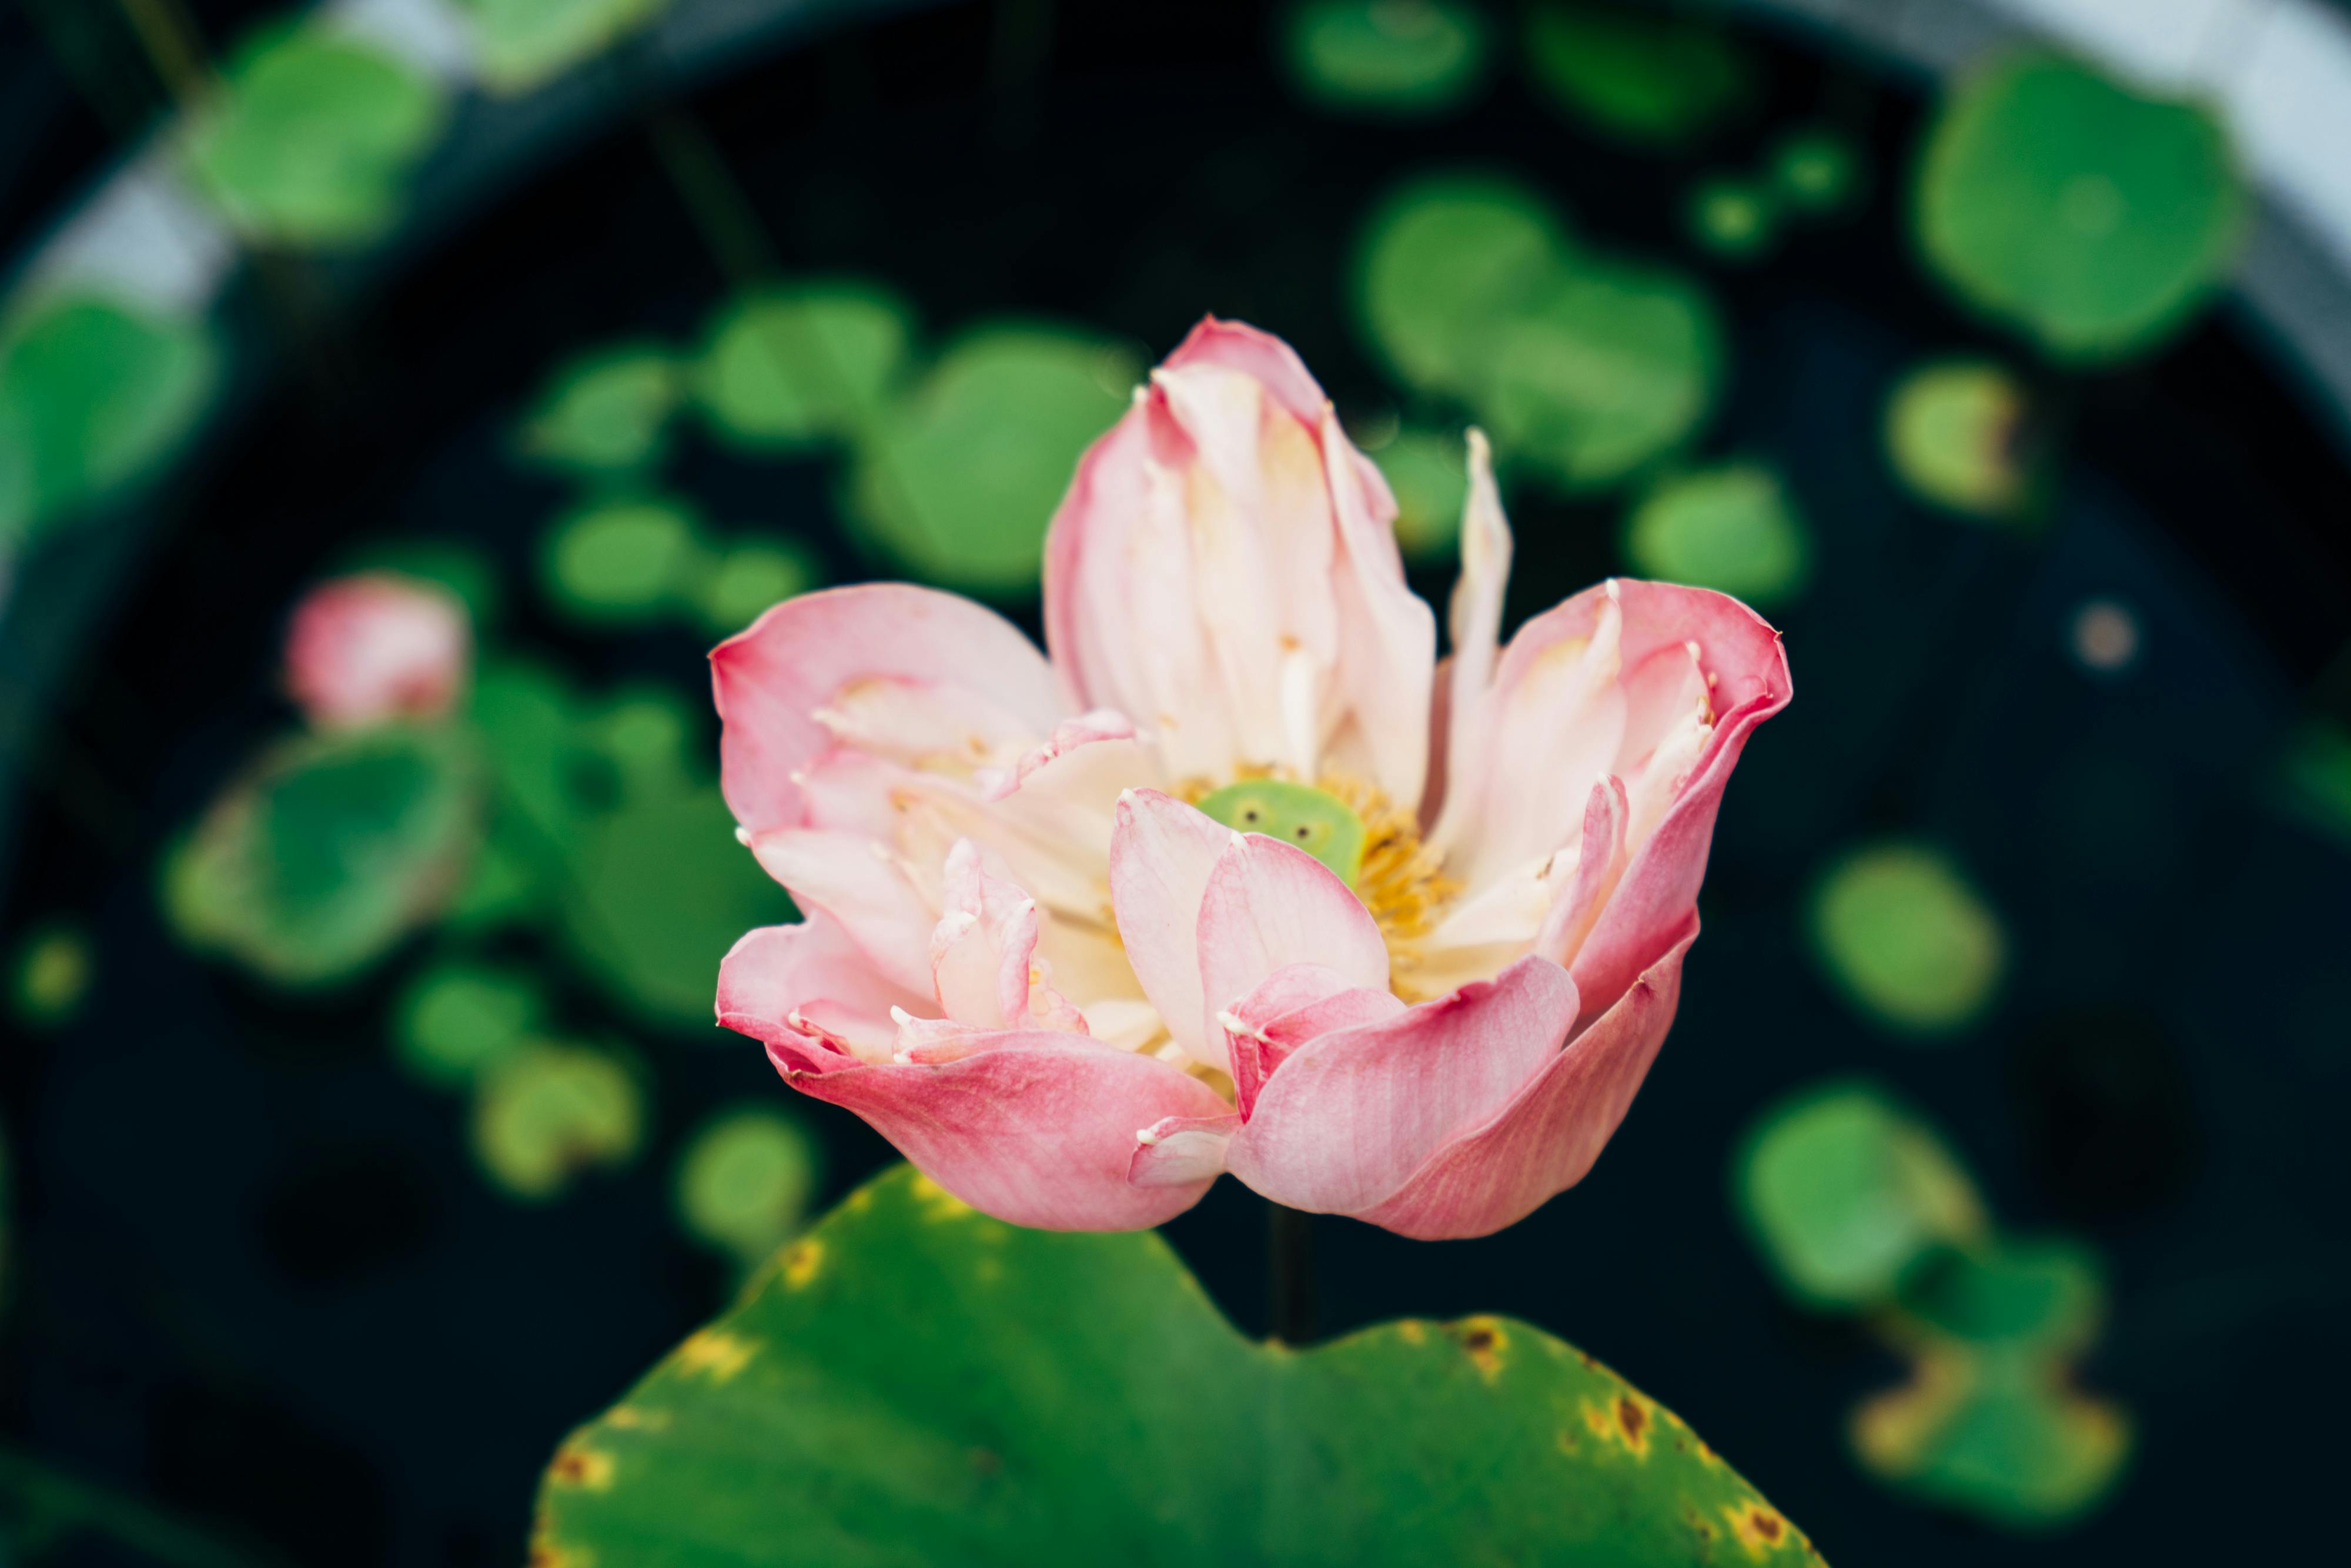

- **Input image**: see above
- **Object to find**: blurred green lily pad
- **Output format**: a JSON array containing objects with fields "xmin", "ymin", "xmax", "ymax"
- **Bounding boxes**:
[
  {"xmin": 8, "ymin": 923, "xmax": 92, "ymax": 1029},
  {"xmin": 1355, "ymin": 174, "xmax": 1574, "ymax": 396},
  {"xmin": 1624, "ymin": 463, "xmax": 1808, "ymax": 606},
  {"xmin": 1282, "ymin": 0, "xmax": 1489, "ymax": 117},
  {"xmin": 559, "ymin": 784, "xmax": 794, "ymax": 1028},
  {"xmin": 1810, "ymin": 841, "xmax": 2008, "ymax": 1035},
  {"xmin": 2276, "ymin": 717, "xmax": 2351, "ymax": 848},
  {"xmin": 687, "ymin": 538, "xmax": 819, "ymax": 637},
  {"xmin": 675, "ymin": 1106, "xmax": 822, "ymax": 1268},
  {"xmin": 1915, "ymin": 50, "xmax": 2245, "ymax": 362},
  {"xmin": 851, "ymin": 326, "xmax": 1132, "ymax": 594},
  {"xmin": 1771, "ymin": 129, "xmax": 1863, "ymax": 215},
  {"xmin": 1852, "ymin": 1349, "xmax": 2131, "ymax": 1527},
  {"xmin": 456, "ymin": 0, "xmax": 675, "ymax": 93},
  {"xmin": 541, "ymin": 496, "xmax": 712, "ymax": 624},
  {"xmin": 1894, "ymin": 1239, "xmax": 2105, "ymax": 1358},
  {"xmin": 1735, "ymin": 1081, "xmax": 1985, "ymax": 1310},
  {"xmin": 1884, "ymin": 359, "xmax": 2035, "ymax": 519},
  {"xmin": 185, "ymin": 22, "xmax": 447, "ymax": 246},
  {"xmin": 1476, "ymin": 260, "xmax": 1722, "ymax": 490},
  {"xmin": 395, "ymin": 961, "xmax": 544, "ymax": 1087},
  {"xmin": 1525, "ymin": 1, "xmax": 1754, "ymax": 149},
  {"xmin": 1686, "ymin": 176, "xmax": 1777, "ymax": 262},
  {"xmin": 694, "ymin": 283, "xmax": 914, "ymax": 448},
  {"xmin": 521, "ymin": 346, "xmax": 683, "ymax": 476},
  {"xmin": 166, "ymin": 726, "xmax": 479, "ymax": 987},
  {"xmin": 0, "ymin": 293, "xmax": 219, "ymax": 540},
  {"xmin": 536, "ymin": 1164, "xmax": 1818, "ymax": 1566},
  {"xmin": 473, "ymin": 1042, "xmax": 644, "ymax": 1201},
  {"xmin": 1377, "ymin": 429, "xmax": 1469, "ymax": 561}
]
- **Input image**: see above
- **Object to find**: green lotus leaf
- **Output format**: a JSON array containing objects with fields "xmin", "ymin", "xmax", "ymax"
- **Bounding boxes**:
[
  {"xmin": 1354, "ymin": 173, "xmax": 1574, "ymax": 396},
  {"xmin": 540, "ymin": 496, "xmax": 713, "ymax": 624},
  {"xmin": 1914, "ymin": 49, "xmax": 2245, "ymax": 362},
  {"xmin": 0, "ymin": 292, "xmax": 218, "ymax": 539},
  {"xmin": 1282, "ymin": 0, "xmax": 1490, "ymax": 117},
  {"xmin": 165, "ymin": 725, "xmax": 479, "ymax": 987},
  {"xmin": 185, "ymin": 22, "xmax": 447, "ymax": 246},
  {"xmin": 1686, "ymin": 177, "xmax": 1777, "ymax": 262},
  {"xmin": 557, "ymin": 783, "xmax": 794, "ymax": 1028},
  {"xmin": 471, "ymin": 1042, "xmax": 645, "ymax": 1201},
  {"xmin": 455, "ymin": 0, "xmax": 675, "ymax": 94},
  {"xmin": 674, "ymin": 1105, "xmax": 822, "ymax": 1268},
  {"xmin": 686, "ymin": 537, "xmax": 820, "ymax": 637},
  {"xmin": 8, "ymin": 923, "xmax": 92, "ymax": 1029},
  {"xmin": 1622, "ymin": 463, "xmax": 1809, "ymax": 606},
  {"xmin": 1808, "ymin": 841, "xmax": 2008, "ymax": 1035},
  {"xmin": 1474, "ymin": 260, "xmax": 1722, "ymax": 490},
  {"xmin": 1525, "ymin": 2, "xmax": 1754, "ymax": 149},
  {"xmin": 1770, "ymin": 129, "xmax": 1864, "ymax": 215},
  {"xmin": 535, "ymin": 1165, "xmax": 1821, "ymax": 1566},
  {"xmin": 1882, "ymin": 359, "xmax": 2036, "ymax": 519},
  {"xmin": 394, "ymin": 961, "xmax": 544, "ymax": 1087},
  {"xmin": 471, "ymin": 660, "xmax": 594, "ymax": 848},
  {"xmin": 1851, "ymin": 1348, "xmax": 2131, "ymax": 1527},
  {"xmin": 1891, "ymin": 1238, "xmax": 2106, "ymax": 1358},
  {"xmin": 1376, "ymin": 428, "xmax": 1469, "ymax": 561},
  {"xmin": 2276, "ymin": 717, "xmax": 2351, "ymax": 848},
  {"xmin": 851, "ymin": 326, "xmax": 1132, "ymax": 594},
  {"xmin": 694, "ymin": 283, "xmax": 915, "ymax": 448},
  {"xmin": 521, "ymin": 345, "xmax": 683, "ymax": 476},
  {"xmin": 1735, "ymin": 1081, "xmax": 1986, "ymax": 1311}
]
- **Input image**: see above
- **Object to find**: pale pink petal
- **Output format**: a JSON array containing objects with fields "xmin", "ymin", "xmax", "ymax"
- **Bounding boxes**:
[
  {"xmin": 1218, "ymin": 962, "xmax": 1406, "ymax": 1118},
  {"xmin": 1436, "ymin": 431, "xmax": 1512, "ymax": 820},
  {"xmin": 1195, "ymin": 831, "xmax": 1390, "ymax": 1068},
  {"xmin": 284, "ymin": 573, "xmax": 470, "ymax": 730},
  {"xmin": 976, "ymin": 710, "xmax": 1141, "ymax": 800},
  {"xmin": 1129, "ymin": 1111, "xmax": 1243, "ymax": 1188},
  {"xmin": 769, "ymin": 1034, "xmax": 1235, "ymax": 1229},
  {"xmin": 1360, "ymin": 923, "xmax": 1695, "ymax": 1239},
  {"xmin": 1160, "ymin": 315, "xmax": 1329, "ymax": 427},
  {"xmin": 716, "ymin": 916, "xmax": 929, "ymax": 1068},
  {"xmin": 713, "ymin": 584, "xmax": 1062, "ymax": 834},
  {"xmin": 927, "ymin": 840, "xmax": 1088, "ymax": 1035},
  {"xmin": 1319, "ymin": 400, "xmax": 1436, "ymax": 807},
  {"xmin": 1222, "ymin": 957, "xmax": 1581, "ymax": 1216},
  {"xmin": 743, "ymin": 828, "xmax": 935, "ymax": 995},
  {"xmin": 1107, "ymin": 790, "xmax": 1231, "ymax": 1065},
  {"xmin": 1533, "ymin": 774, "xmax": 1631, "ymax": 969}
]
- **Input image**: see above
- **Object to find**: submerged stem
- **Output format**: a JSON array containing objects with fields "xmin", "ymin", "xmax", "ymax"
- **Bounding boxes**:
[{"xmin": 1267, "ymin": 1201, "xmax": 1316, "ymax": 1347}]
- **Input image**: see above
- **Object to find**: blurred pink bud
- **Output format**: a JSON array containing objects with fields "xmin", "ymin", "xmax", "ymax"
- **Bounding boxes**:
[
  {"xmin": 283, "ymin": 572, "xmax": 470, "ymax": 730},
  {"xmin": 710, "ymin": 319, "xmax": 1790, "ymax": 1238}
]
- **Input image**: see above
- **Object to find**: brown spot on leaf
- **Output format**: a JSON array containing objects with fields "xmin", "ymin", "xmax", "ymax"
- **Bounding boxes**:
[
  {"xmin": 1450, "ymin": 1316, "xmax": 1509, "ymax": 1382},
  {"xmin": 547, "ymin": 1443, "xmax": 616, "ymax": 1492},
  {"xmin": 1618, "ymin": 1396, "xmax": 1648, "ymax": 1447}
]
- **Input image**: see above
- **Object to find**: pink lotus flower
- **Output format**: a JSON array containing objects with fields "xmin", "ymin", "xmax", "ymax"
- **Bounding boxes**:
[
  {"xmin": 714, "ymin": 320, "xmax": 1789, "ymax": 1238},
  {"xmin": 283, "ymin": 572, "xmax": 471, "ymax": 730}
]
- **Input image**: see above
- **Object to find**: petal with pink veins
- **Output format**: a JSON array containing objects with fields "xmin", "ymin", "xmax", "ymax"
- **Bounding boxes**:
[
  {"xmin": 743, "ymin": 828, "xmax": 937, "ymax": 996},
  {"xmin": 1222, "ymin": 957, "xmax": 1581, "ymax": 1216},
  {"xmin": 1218, "ymin": 962, "xmax": 1406, "ymax": 1118},
  {"xmin": 1360, "ymin": 922, "xmax": 1695, "ymax": 1239},
  {"xmin": 716, "ymin": 916, "xmax": 931, "ymax": 1067},
  {"xmin": 1129, "ymin": 1111, "xmax": 1243, "ymax": 1188},
  {"xmin": 1108, "ymin": 790, "xmax": 1232, "ymax": 1065},
  {"xmin": 1195, "ymin": 831, "xmax": 1390, "ymax": 1068}
]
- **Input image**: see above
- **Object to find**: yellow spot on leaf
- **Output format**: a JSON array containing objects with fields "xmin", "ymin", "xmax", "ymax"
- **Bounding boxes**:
[
  {"xmin": 1453, "ymin": 1316, "xmax": 1509, "ymax": 1382},
  {"xmin": 1394, "ymin": 1319, "xmax": 1427, "ymax": 1346},
  {"xmin": 547, "ymin": 1442, "xmax": 616, "ymax": 1492},
  {"xmin": 846, "ymin": 1186, "xmax": 874, "ymax": 1212},
  {"xmin": 1578, "ymin": 1390, "xmax": 1655, "ymax": 1459},
  {"xmin": 602, "ymin": 1406, "xmax": 670, "ymax": 1432},
  {"xmin": 527, "ymin": 1535, "xmax": 591, "ymax": 1568},
  {"xmin": 910, "ymin": 1172, "xmax": 972, "ymax": 1221},
  {"xmin": 672, "ymin": 1329, "xmax": 758, "ymax": 1382},
  {"xmin": 782, "ymin": 1238, "xmax": 824, "ymax": 1289},
  {"xmin": 1725, "ymin": 1500, "xmax": 1794, "ymax": 1559}
]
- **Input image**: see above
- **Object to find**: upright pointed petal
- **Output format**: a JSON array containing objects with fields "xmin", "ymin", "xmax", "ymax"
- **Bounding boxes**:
[
  {"xmin": 1437, "ymin": 429, "xmax": 1513, "ymax": 811},
  {"xmin": 1222, "ymin": 957, "xmax": 1581, "ymax": 1216},
  {"xmin": 713, "ymin": 584, "xmax": 1062, "ymax": 834},
  {"xmin": 771, "ymin": 1034, "xmax": 1235, "ymax": 1230},
  {"xmin": 1360, "ymin": 923, "xmax": 1694, "ymax": 1239},
  {"xmin": 1533, "ymin": 774, "xmax": 1630, "ymax": 969},
  {"xmin": 1107, "ymin": 790, "xmax": 1231, "ymax": 1064}
]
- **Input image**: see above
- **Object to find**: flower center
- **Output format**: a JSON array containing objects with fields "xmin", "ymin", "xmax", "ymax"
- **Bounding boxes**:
[{"xmin": 1183, "ymin": 769, "xmax": 1459, "ymax": 996}]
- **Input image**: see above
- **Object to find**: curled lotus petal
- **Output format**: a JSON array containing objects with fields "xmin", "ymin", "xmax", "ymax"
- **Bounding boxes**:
[
  {"xmin": 712, "ymin": 317, "xmax": 1789, "ymax": 1236},
  {"xmin": 283, "ymin": 572, "xmax": 470, "ymax": 730}
]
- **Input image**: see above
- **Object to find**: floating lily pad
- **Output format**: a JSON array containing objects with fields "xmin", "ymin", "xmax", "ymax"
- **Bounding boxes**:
[
  {"xmin": 1894, "ymin": 1239, "xmax": 2105, "ymax": 1358},
  {"xmin": 2276, "ymin": 717, "xmax": 2351, "ymax": 848},
  {"xmin": 185, "ymin": 22, "xmax": 447, "ymax": 246},
  {"xmin": 851, "ymin": 327, "xmax": 1130, "ymax": 594},
  {"xmin": 1377, "ymin": 429, "xmax": 1469, "ymax": 561},
  {"xmin": 9, "ymin": 923, "xmax": 92, "ymax": 1028},
  {"xmin": 395, "ymin": 961, "xmax": 544, "ymax": 1087},
  {"xmin": 1915, "ymin": 50, "xmax": 2245, "ymax": 362},
  {"xmin": 1282, "ymin": 0, "xmax": 1489, "ymax": 117},
  {"xmin": 535, "ymin": 1165, "xmax": 1817, "ymax": 1566},
  {"xmin": 686, "ymin": 537, "xmax": 820, "ymax": 637},
  {"xmin": 456, "ymin": 0, "xmax": 674, "ymax": 93},
  {"xmin": 165, "ymin": 726, "xmax": 479, "ymax": 988},
  {"xmin": 1686, "ymin": 177, "xmax": 1777, "ymax": 262},
  {"xmin": 675, "ymin": 1106, "xmax": 822, "ymax": 1268},
  {"xmin": 1476, "ymin": 260, "xmax": 1722, "ymax": 490},
  {"xmin": 1354, "ymin": 175, "xmax": 1574, "ymax": 396},
  {"xmin": 1851, "ymin": 1349, "xmax": 2131, "ymax": 1527},
  {"xmin": 472, "ymin": 1042, "xmax": 645, "ymax": 1201},
  {"xmin": 541, "ymin": 496, "xmax": 711, "ymax": 624},
  {"xmin": 1810, "ymin": 842, "xmax": 2008, "ymax": 1035},
  {"xmin": 0, "ymin": 293, "xmax": 219, "ymax": 539},
  {"xmin": 580, "ymin": 687, "xmax": 697, "ymax": 798},
  {"xmin": 1771, "ymin": 128, "xmax": 1863, "ymax": 215},
  {"xmin": 521, "ymin": 346, "xmax": 683, "ymax": 476},
  {"xmin": 1525, "ymin": 1, "xmax": 1754, "ymax": 149},
  {"xmin": 1884, "ymin": 359, "xmax": 2035, "ymax": 519},
  {"xmin": 559, "ymin": 784, "xmax": 795, "ymax": 1028},
  {"xmin": 471, "ymin": 660, "xmax": 594, "ymax": 848},
  {"xmin": 694, "ymin": 283, "xmax": 914, "ymax": 448},
  {"xmin": 1735, "ymin": 1081, "xmax": 1985, "ymax": 1310},
  {"xmin": 1623, "ymin": 463, "xmax": 1809, "ymax": 607}
]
